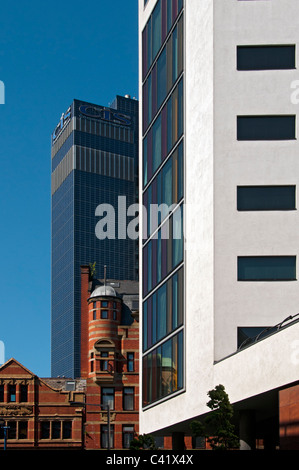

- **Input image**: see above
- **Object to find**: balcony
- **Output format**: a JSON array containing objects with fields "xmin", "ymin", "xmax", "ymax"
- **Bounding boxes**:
[{"xmin": 92, "ymin": 357, "xmax": 116, "ymax": 384}]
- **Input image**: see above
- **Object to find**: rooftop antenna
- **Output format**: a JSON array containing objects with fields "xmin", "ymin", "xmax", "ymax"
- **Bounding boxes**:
[{"xmin": 104, "ymin": 265, "xmax": 107, "ymax": 295}]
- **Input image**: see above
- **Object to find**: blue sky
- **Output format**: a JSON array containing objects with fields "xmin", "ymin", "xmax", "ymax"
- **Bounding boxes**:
[{"xmin": 0, "ymin": 0, "xmax": 138, "ymax": 377}]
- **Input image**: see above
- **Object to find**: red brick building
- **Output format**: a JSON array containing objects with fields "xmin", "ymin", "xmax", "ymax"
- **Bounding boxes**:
[{"xmin": 0, "ymin": 359, "xmax": 85, "ymax": 449}]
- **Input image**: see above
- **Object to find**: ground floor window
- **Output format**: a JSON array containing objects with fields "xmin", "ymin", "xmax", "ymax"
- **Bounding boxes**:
[
  {"xmin": 0, "ymin": 420, "xmax": 28, "ymax": 440},
  {"xmin": 40, "ymin": 420, "xmax": 72, "ymax": 440},
  {"xmin": 101, "ymin": 424, "xmax": 114, "ymax": 449},
  {"xmin": 123, "ymin": 425, "xmax": 134, "ymax": 449}
]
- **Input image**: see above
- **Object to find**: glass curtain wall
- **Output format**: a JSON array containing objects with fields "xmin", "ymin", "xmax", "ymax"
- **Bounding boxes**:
[{"xmin": 142, "ymin": 0, "xmax": 184, "ymax": 408}]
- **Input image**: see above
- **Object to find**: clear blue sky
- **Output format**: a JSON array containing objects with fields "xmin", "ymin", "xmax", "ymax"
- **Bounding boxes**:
[{"xmin": 0, "ymin": 0, "xmax": 138, "ymax": 377}]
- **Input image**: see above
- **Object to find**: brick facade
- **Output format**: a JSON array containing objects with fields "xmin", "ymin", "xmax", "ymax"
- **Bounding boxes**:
[
  {"xmin": 79, "ymin": 266, "xmax": 139, "ymax": 450},
  {"xmin": 0, "ymin": 359, "xmax": 85, "ymax": 449},
  {"xmin": 279, "ymin": 384, "xmax": 299, "ymax": 450}
]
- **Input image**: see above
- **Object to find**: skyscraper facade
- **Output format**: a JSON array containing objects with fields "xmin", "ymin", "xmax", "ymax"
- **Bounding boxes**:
[
  {"xmin": 51, "ymin": 95, "xmax": 139, "ymax": 378},
  {"xmin": 140, "ymin": 0, "xmax": 185, "ymax": 408},
  {"xmin": 139, "ymin": 0, "xmax": 299, "ymax": 450}
]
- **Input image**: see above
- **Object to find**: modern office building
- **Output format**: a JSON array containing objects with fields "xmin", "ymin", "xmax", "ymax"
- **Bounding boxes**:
[
  {"xmin": 139, "ymin": 0, "xmax": 299, "ymax": 450},
  {"xmin": 51, "ymin": 95, "xmax": 139, "ymax": 378}
]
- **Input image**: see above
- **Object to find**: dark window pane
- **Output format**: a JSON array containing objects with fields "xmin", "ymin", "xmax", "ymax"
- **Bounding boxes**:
[
  {"xmin": 123, "ymin": 387, "xmax": 134, "ymax": 410},
  {"xmin": 237, "ymin": 115, "xmax": 296, "ymax": 140},
  {"xmin": 7, "ymin": 421, "xmax": 16, "ymax": 439},
  {"xmin": 19, "ymin": 421, "xmax": 28, "ymax": 439},
  {"xmin": 41, "ymin": 421, "xmax": 50, "ymax": 439},
  {"xmin": 123, "ymin": 425, "xmax": 134, "ymax": 449},
  {"xmin": 8, "ymin": 385, "xmax": 16, "ymax": 402},
  {"xmin": 127, "ymin": 352, "xmax": 134, "ymax": 372},
  {"xmin": 157, "ymin": 47, "xmax": 167, "ymax": 109},
  {"xmin": 62, "ymin": 421, "xmax": 72, "ymax": 439},
  {"xmin": 101, "ymin": 424, "xmax": 114, "ymax": 449},
  {"xmin": 238, "ymin": 256, "xmax": 296, "ymax": 281},
  {"xmin": 101, "ymin": 310, "xmax": 108, "ymax": 319},
  {"xmin": 0, "ymin": 385, "xmax": 4, "ymax": 402},
  {"xmin": 237, "ymin": 45, "xmax": 295, "ymax": 70},
  {"xmin": 101, "ymin": 387, "xmax": 114, "ymax": 410},
  {"xmin": 237, "ymin": 186, "xmax": 296, "ymax": 211},
  {"xmin": 20, "ymin": 384, "xmax": 28, "ymax": 402},
  {"xmin": 152, "ymin": 0, "xmax": 162, "ymax": 59},
  {"xmin": 52, "ymin": 421, "xmax": 61, "ymax": 439}
]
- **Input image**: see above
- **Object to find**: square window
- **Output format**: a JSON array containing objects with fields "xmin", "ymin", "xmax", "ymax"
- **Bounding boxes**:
[{"xmin": 101, "ymin": 310, "xmax": 108, "ymax": 319}]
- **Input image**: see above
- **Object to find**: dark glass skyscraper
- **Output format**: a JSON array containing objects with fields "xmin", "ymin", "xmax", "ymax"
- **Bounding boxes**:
[{"xmin": 51, "ymin": 95, "xmax": 139, "ymax": 378}]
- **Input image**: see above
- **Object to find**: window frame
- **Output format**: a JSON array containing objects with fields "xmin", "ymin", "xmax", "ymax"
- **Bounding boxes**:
[
  {"xmin": 237, "ymin": 44, "xmax": 296, "ymax": 71},
  {"xmin": 123, "ymin": 387, "xmax": 135, "ymax": 411},
  {"xmin": 237, "ymin": 185, "xmax": 296, "ymax": 211},
  {"xmin": 237, "ymin": 256, "xmax": 297, "ymax": 281},
  {"xmin": 237, "ymin": 115, "xmax": 296, "ymax": 141}
]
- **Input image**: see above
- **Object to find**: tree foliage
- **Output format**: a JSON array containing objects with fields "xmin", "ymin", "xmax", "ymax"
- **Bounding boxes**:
[
  {"xmin": 190, "ymin": 384, "xmax": 239, "ymax": 450},
  {"xmin": 89, "ymin": 262, "xmax": 97, "ymax": 278},
  {"xmin": 129, "ymin": 433, "xmax": 157, "ymax": 450}
]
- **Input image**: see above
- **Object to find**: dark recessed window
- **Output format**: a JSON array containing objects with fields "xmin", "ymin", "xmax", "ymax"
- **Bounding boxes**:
[
  {"xmin": 238, "ymin": 256, "xmax": 296, "ymax": 281},
  {"xmin": 20, "ymin": 384, "xmax": 28, "ymax": 402},
  {"xmin": 52, "ymin": 421, "xmax": 61, "ymax": 439},
  {"xmin": 19, "ymin": 421, "xmax": 28, "ymax": 439},
  {"xmin": 237, "ymin": 185, "xmax": 296, "ymax": 211},
  {"xmin": 123, "ymin": 387, "xmax": 134, "ymax": 411},
  {"xmin": 62, "ymin": 421, "xmax": 72, "ymax": 439},
  {"xmin": 100, "ymin": 351, "xmax": 109, "ymax": 371},
  {"xmin": 41, "ymin": 421, "xmax": 50, "ymax": 439},
  {"xmin": 101, "ymin": 387, "xmax": 115, "ymax": 410},
  {"xmin": 237, "ymin": 45, "xmax": 295, "ymax": 70},
  {"xmin": 101, "ymin": 424, "xmax": 114, "ymax": 449},
  {"xmin": 123, "ymin": 425, "xmax": 134, "ymax": 449},
  {"xmin": 237, "ymin": 115, "xmax": 296, "ymax": 141},
  {"xmin": 127, "ymin": 352, "xmax": 135, "ymax": 372},
  {"xmin": 8, "ymin": 385, "xmax": 16, "ymax": 402}
]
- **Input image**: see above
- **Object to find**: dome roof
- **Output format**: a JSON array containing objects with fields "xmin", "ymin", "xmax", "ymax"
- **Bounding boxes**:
[{"xmin": 90, "ymin": 285, "xmax": 117, "ymax": 298}]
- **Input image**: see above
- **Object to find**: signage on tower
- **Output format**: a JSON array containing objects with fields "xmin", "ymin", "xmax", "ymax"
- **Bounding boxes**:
[{"xmin": 79, "ymin": 104, "xmax": 131, "ymax": 126}]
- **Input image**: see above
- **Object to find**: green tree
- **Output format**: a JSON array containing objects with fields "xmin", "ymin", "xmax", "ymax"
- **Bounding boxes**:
[
  {"xmin": 129, "ymin": 433, "xmax": 157, "ymax": 450},
  {"xmin": 89, "ymin": 262, "xmax": 96, "ymax": 279},
  {"xmin": 190, "ymin": 384, "xmax": 239, "ymax": 450}
]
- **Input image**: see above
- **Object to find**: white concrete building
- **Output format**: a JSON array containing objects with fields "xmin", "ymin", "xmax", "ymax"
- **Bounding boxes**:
[{"xmin": 139, "ymin": 0, "xmax": 299, "ymax": 450}]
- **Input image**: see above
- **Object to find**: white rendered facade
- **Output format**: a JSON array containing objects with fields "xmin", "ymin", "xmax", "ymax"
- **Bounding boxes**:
[{"xmin": 139, "ymin": 0, "xmax": 299, "ymax": 449}]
